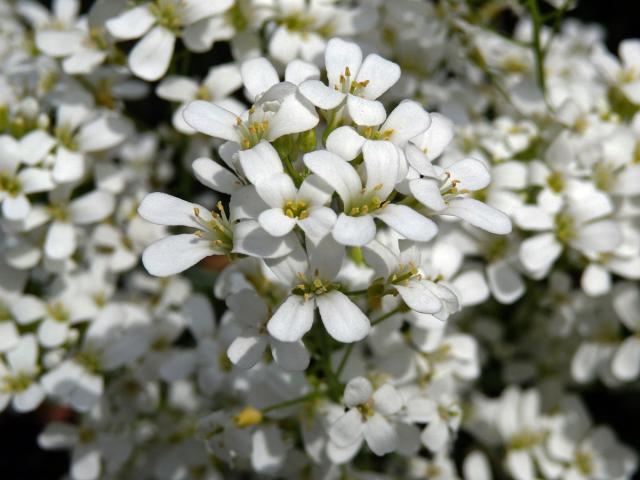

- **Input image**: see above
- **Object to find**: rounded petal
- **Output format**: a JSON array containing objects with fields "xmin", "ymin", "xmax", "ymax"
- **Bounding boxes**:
[
  {"xmin": 69, "ymin": 190, "xmax": 115, "ymax": 224},
  {"xmin": 45, "ymin": 222, "xmax": 76, "ymax": 260},
  {"xmin": 227, "ymin": 334, "xmax": 268, "ymax": 369},
  {"xmin": 317, "ymin": 290, "xmax": 370, "ymax": 343},
  {"xmin": 240, "ymin": 57, "xmax": 279, "ymax": 101},
  {"xmin": 372, "ymin": 383, "xmax": 403, "ymax": 416},
  {"xmin": 395, "ymin": 281, "xmax": 442, "ymax": 314},
  {"xmin": 105, "ymin": 5, "xmax": 155, "ymax": 40},
  {"xmin": 519, "ymin": 233, "xmax": 563, "ymax": 273},
  {"xmin": 298, "ymin": 79, "xmax": 346, "ymax": 109},
  {"xmin": 332, "ymin": 213, "xmax": 376, "ymax": 247},
  {"xmin": 330, "ymin": 408, "xmax": 364, "ymax": 447},
  {"xmin": 326, "ymin": 126, "xmax": 365, "ymax": 160},
  {"xmin": 344, "ymin": 377, "xmax": 373, "ymax": 406},
  {"xmin": 612, "ymin": 337, "xmax": 640, "ymax": 381},
  {"xmin": 270, "ymin": 339, "xmax": 310, "ymax": 371},
  {"xmin": 355, "ymin": 54, "xmax": 401, "ymax": 100},
  {"xmin": 138, "ymin": 192, "xmax": 209, "ymax": 228},
  {"xmin": 442, "ymin": 198, "xmax": 512, "ymax": 235},
  {"xmin": 380, "ymin": 101, "xmax": 431, "ymax": 144},
  {"xmin": 267, "ymin": 295, "xmax": 315, "ymax": 342},
  {"xmin": 325, "ymin": 38, "xmax": 363, "ymax": 89},
  {"xmin": 258, "ymin": 208, "xmax": 297, "ymax": 237},
  {"xmin": 129, "ymin": 26, "xmax": 175, "ymax": 81},
  {"xmin": 375, "ymin": 204, "xmax": 438, "ymax": 242},
  {"xmin": 363, "ymin": 412, "xmax": 397, "ymax": 455},
  {"xmin": 346, "ymin": 95, "xmax": 386, "ymax": 126},
  {"xmin": 142, "ymin": 234, "xmax": 217, "ymax": 276},
  {"xmin": 183, "ymin": 100, "xmax": 239, "ymax": 142}
]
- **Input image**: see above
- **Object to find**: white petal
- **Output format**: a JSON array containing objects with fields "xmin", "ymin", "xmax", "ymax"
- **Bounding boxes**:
[
  {"xmin": 452, "ymin": 270, "xmax": 490, "ymax": 307},
  {"xmin": 380, "ymin": 101, "xmax": 431, "ymax": 143},
  {"xmin": 304, "ymin": 150, "xmax": 361, "ymax": 205},
  {"xmin": 227, "ymin": 334, "xmax": 268, "ymax": 369},
  {"xmin": 105, "ymin": 5, "xmax": 155, "ymax": 40},
  {"xmin": 519, "ymin": 233, "xmax": 563, "ymax": 273},
  {"xmin": 514, "ymin": 205, "xmax": 554, "ymax": 231},
  {"xmin": 267, "ymin": 295, "xmax": 315, "ymax": 342},
  {"xmin": 7, "ymin": 335, "xmax": 38, "ymax": 372},
  {"xmin": 258, "ymin": 208, "xmax": 296, "ymax": 237},
  {"xmin": 45, "ymin": 222, "xmax": 76, "ymax": 260},
  {"xmin": 254, "ymin": 172, "xmax": 297, "ymax": 207},
  {"xmin": 76, "ymin": 114, "xmax": 130, "ymax": 152},
  {"xmin": 183, "ymin": 100, "xmax": 239, "ymax": 142},
  {"xmin": 420, "ymin": 420, "xmax": 449, "ymax": 452},
  {"xmin": 142, "ymin": 234, "xmax": 217, "ymax": 276},
  {"xmin": 203, "ymin": 63, "xmax": 243, "ymax": 98},
  {"xmin": 410, "ymin": 178, "xmax": 446, "ymax": 211},
  {"xmin": 251, "ymin": 425, "xmax": 286, "ymax": 475},
  {"xmin": 346, "ymin": 95, "xmax": 386, "ymax": 126},
  {"xmin": 612, "ymin": 337, "xmax": 640, "ymax": 381},
  {"xmin": 19, "ymin": 130, "xmax": 57, "ymax": 165},
  {"xmin": 2, "ymin": 195, "xmax": 30, "ymax": 221},
  {"xmin": 241, "ymin": 57, "xmax": 280, "ymax": 101},
  {"xmin": 38, "ymin": 422, "xmax": 78, "ymax": 449},
  {"xmin": 156, "ymin": 75, "xmax": 199, "ymax": 102},
  {"xmin": 355, "ymin": 54, "xmax": 401, "ymax": 99},
  {"xmin": 232, "ymin": 220, "xmax": 297, "ymax": 258},
  {"xmin": 413, "ymin": 112, "xmax": 454, "ymax": 161},
  {"xmin": 442, "ymin": 198, "xmax": 512, "ymax": 235},
  {"xmin": 237, "ymin": 141, "xmax": 285, "ymax": 185},
  {"xmin": 571, "ymin": 220, "xmax": 621, "ymax": 253},
  {"xmin": 69, "ymin": 190, "xmax": 114, "ymax": 224},
  {"xmin": 35, "ymin": 29, "xmax": 84, "ymax": 57},
  {"xmin": 13, "ymin": 384, "xmax": 45, "ymax": 412},
  {"xmin": 317, "ymin": 290, "xmax": 370, "ymax": 343},
  {"xmin": 284, "ymin": 59, "xmax": 320, "ymax": 85},
  {"xmin": 613, "ymin": 285, "xmax": 640, "ymax": 331},
  {"xmin": 406, "ymin": 397, "xmax": 438, "ymax": 423},
  {"xmin": 270, "ymin": 339, "xmax": 310, "ymax": 371},
  {"xmin": 487, "ymin": 260, "xmax": 525, "ymax": 304},
  {"xmin": 19, "ymin": 168, "xmax": 55, "ymax": 194},
  {"xmin": 138, "ymin": 192, "xmax": 209, "ymax": 228},
  {"xmin": 332, "ymin": 213, "xmax": 376, "ymax": 247},
  {"xmin": 375, "ymin": 204, "xmax": 438, "ymax": 242},
  {"xmin": 51, "ymin": 147, "xmax": 84, "ymax": 184},
  {"xmin": 581, "ymin": 263, "xmax": 611, "ymax": 297},
  {"xmin": 326, "ymin": 126, "xmax": 365, "ymax": 160},
  {"xmin": 330, "ymin": 408, "xmax": 364, "ymax": 447},
  {"xmin": 506, "ymin": 450, "xmax": 535, "ymax": 480},
  {"xmin": 265, "ymin": 87, "xmax": 319, "ymax": 140},
  {"xmin": 129, "ymin": 26, "xmax": 175, "ymax": 81},
  {"xmin": 325, "ymin": 38, "xmax": 363, "ymax": 89},
  {"xmin": 298, "ymin": 80, "xmax": 346, "ymax": 109},
  {"xmin": 445, "ymin": 158, "xmax": 490, "ymax": 191},
  {"xmin": 362, "ymin": 140, "xmax": 398, "ymax": 199},
  {"xmin": 344, "ymin": 377, "xmax": 373, "ymax": 406},
  {"xmin": 38, "ymin": 318, "xmax": 70, "ymax": 348},
  {"xmin": 299, "ymin": 207, "xmax": 337, "ymax": 239},
  {"xmin": 0, "ymin": 323, "xmax": 19, "ymax": 352},
  {"xmin": 395, "ymin": 281, "xmax": 442, "ymax": 314},
  {"xmin": 11, "ymin": 296, "xmax": 46, "ymax": 325},
  {"xmin": 363, "ymin": 412, "xmax": 397, "ymax": 455},
  {"xmin": 192, "ymin": 157, "xmax": 241, "ymax": 194},
  {"xmin": 181, "ymin": 0, "xmax": 233, "ymax": 24},
  {"xmin": 372, "ymin": 384, "xmax": 403, "ymax": 415},
  {"xmin": 71, "ymin": 445, "xmax": 101, "ymax": 480}
]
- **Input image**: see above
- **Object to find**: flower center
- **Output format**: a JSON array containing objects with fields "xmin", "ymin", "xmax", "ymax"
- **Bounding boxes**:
[
  {"xmin": 292, "ymin": 271, "xmax": 336, "ymax": 300},
  {"xmin": 225, "ymin": 3, "xmax": 248, "ymax": 31},
  {"xmin": 236, "ymin": 108, "xmax": 270, "ymax": 149},
  {"xmin": 334, "ymin": 66, "xmax": 370, "ymax": 96},
  {"xmin": 192, "ymin": 202, "xmax": 233, "ymax": 252},
  {"xmin": 554, "ymin": 212, "xmax": 575, "ymax": 243},
  {"xmin": 196, "ymin": 85, "xmax": 212, "ymax": 101},
  {"xmin": 149, "ymin": 0, "xmax": 183, "ymax": 33},
  {"xmin": 546, "ymin": 170, "xmax": 565, "ymax": 193},
  {"xmin": 0, "ymin": 172, "xmax": 22, "ymax": 196},
  {"xmin": 76, "ymin": 351, "xmax": 101, "ymax": 373},
  {"xmin": 575, "ymin": 450, "xmax": 594, "ymax": 475},
  {"xmin": 283, "ymin": 199, "xmax": 309, "ymax": 219},
  {"xmin": 357, "ymin": 399, "xmax": 375, "ymax": 420},
  {"xmin": 1, "ymin": 372, "xmax": 32, "ymax": 393},
  {"xmin": 47, "ymin": 302, "xmax": 70, "ymax": 322},
  {"xmin": 507, "ymin": 429, "xmax": 546, "ymax": 450}
]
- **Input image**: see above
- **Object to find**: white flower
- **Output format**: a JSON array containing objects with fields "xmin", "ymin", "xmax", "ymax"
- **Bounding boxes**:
[
  {"xmin": 226, "ymin": 289, "xmax": 310, "ymax": 371},
  {"xmin": 156, "ymin": 63, "xmax": 244, "ymax": 134},
  {"xmin": 304, "ymin": 144, "xmax": 438, "ymax": 246},
  {"xmin": 329, "ymin": 376, "xmax": 403, "ymax": 456},
  {"xmin": 0, "ymin": 335, "xmax": 45, "ymax": 413},
  {"xmin": 106, "ymin": 0, "xmax": 234, "ymax": 80},
  {"xmin": 267, "ymin": 0, "xmax": 377, "ymax": 65},
  {"xmin": 611, "ymin": 283, "xmax": 640, "ymax": 381},
  {"xmin": 593, "ymin": 39, "xmax": 640, "ymax": 104},
  {"xmin": 515, "ymin": 182, "xmax": 621, "ymax": 277},
  {"xmin": 0, "ymin": 135, "xmax": 54, "ymax": 221},
  {"xmin": 406, "ymin": 379, "xmax": 462, "ymax": 452},
  {"xmin": 299, "ymin": 38, "xmax": 400, "ymax": 126},
  {"xmin": 265, "ymin": 235, "xmax": 370, "ymax": 343},
  {"xmin": 183, "ymin": 58, "xmax": 319, "ymax": 148}
]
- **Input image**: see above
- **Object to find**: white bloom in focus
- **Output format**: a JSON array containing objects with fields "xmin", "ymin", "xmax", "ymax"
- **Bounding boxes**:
[
  {"xmin": 265, "ymin": 235, "xmax": 370, "ymax": 343},
  {"xmin": 305, "ymin": 144, "xmax": 438, "ymax": 246},
  {"xmin": 299, "ymin": 38, "xmax": 400, "ymax": 126}
]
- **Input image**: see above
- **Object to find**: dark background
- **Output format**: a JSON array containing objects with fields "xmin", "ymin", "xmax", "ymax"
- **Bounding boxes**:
[{"xmin": 1, "ymin": 0, "xmax": 638, "ymax": 478}]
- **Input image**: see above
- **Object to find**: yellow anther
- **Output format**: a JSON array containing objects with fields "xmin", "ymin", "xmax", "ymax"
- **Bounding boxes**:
[
  {"xmin": 345, "ymin": 66, "xmax": 351, "ymax": 77},
  {"xmin": 233, "ymin": 407, "xmax": 263, "ymax": 428},
  {"xmin": 193, "ymin": 207, "xmax": 201, "ymax": 217}
]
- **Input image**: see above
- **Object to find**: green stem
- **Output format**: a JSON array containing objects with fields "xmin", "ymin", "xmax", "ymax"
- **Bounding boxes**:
[
  {"xmin": 336, "ymin": 343, "xmax": 355, "ymax": 377},
  {"xmin": 261, "ymin": 390, "xmax": 323, "ymax": 414},
  {"xmin": 527, "ymin": 0, "xmax": 547, "ymax": 97},
  {"xmin": 343, "ymin": 288, "xmax": 368, "ymax": 296},
  {"xmin": 371, "ymin": 306, "xmax": 404, "ymax": 326},
  {"xmin": 321, "ymin": 331, "xmax": 343, "ymax": 401}
]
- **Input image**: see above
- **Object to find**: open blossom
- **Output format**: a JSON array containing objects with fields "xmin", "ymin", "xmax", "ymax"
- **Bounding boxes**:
[
  {"xmin": 265, "ymin": 235, "xmax": 370, "ymax": 343},
  {"xmin": 329, "ymin": 377, "xmax": 404, "ymax": 456}
]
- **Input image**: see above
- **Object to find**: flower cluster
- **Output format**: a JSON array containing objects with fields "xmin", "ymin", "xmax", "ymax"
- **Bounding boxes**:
[{"xmin": 1, "ymin": 0, "xmax": 639, "ymax": 479}]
